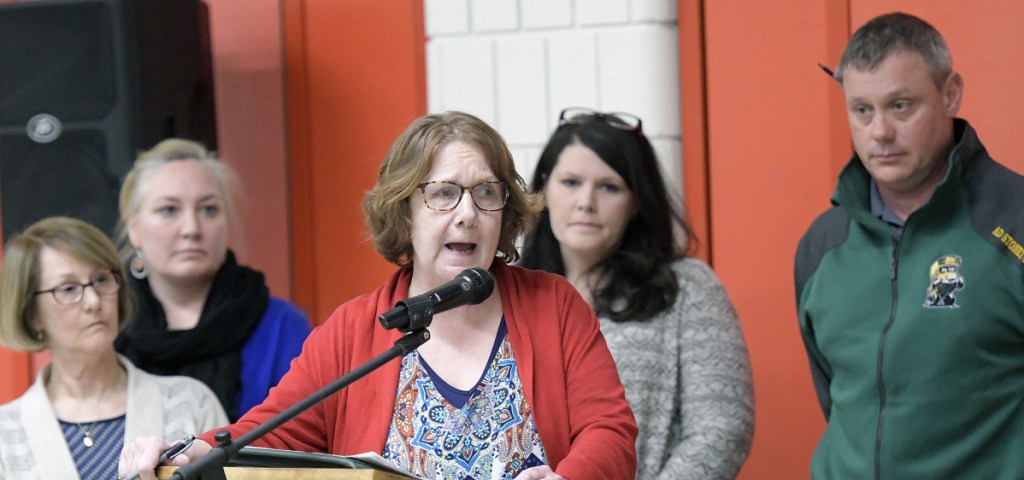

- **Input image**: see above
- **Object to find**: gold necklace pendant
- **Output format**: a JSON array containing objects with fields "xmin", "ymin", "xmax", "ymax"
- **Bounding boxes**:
[{"xmin": 79, "ymin": 423, "xmax": 95, "ymax": 447}]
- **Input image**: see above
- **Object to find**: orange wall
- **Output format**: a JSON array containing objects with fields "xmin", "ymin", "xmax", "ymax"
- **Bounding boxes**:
[
  {"xmin": 284, "ymin": 0, "xmax": 426, "ymax": 324},
  {"xmin": 205, "ymin": 0, "xmax": 292, "ymax": 300},
  {"xmin": 0, "ymin": 349, "xmax": 30, "ymax": 403},
  {"xmin": 679, "ymin": 0, "xmax": 711, "ymax": 263},
  {"xmin": 702, "ymin": 2, "xmax": 848, "ymax": 477}
]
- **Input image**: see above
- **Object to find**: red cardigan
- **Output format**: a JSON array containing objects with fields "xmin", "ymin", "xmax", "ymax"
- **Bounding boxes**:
[{"xmin": 203, "ymin": 262, "xmax": 638, "ymax": 479}]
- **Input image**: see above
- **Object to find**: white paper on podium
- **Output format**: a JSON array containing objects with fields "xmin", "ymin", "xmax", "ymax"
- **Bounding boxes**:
[{"xmin": 347, "ymin": 452, "xmax": 426, "ymax": 479}]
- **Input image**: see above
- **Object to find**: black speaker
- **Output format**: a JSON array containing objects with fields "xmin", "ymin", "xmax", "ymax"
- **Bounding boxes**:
[{"xmin": 0, "ymin": 0, "xmax": 217, "ymax": 241}]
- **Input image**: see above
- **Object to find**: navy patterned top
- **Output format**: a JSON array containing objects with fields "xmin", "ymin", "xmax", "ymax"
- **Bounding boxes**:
[{"xmin": 59, "ymin": 415, "xmax": 125, "ymax": 480}]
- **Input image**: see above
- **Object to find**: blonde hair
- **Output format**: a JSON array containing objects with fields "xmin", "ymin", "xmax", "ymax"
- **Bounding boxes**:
[
  {"xmin": 0, "ymin": 217, "xmax": 134, "ymax": 351},
  {"xmin": 363, "ymin": 111, "xmax": 543, "ymax": 265},
  {"xmin": 115, "ymin": 138, "xmax": 240, "ymax": 263}
]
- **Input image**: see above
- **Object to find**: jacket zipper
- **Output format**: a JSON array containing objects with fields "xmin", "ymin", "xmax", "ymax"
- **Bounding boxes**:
[{"xmin": 875, "ymin": 235, "xmax": 901, "ymax": 480}]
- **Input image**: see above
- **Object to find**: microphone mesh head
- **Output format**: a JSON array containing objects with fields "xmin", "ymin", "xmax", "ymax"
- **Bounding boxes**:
[{"xmin": 462, "ymin": 267, "xmax": 495, "ymax": 304}]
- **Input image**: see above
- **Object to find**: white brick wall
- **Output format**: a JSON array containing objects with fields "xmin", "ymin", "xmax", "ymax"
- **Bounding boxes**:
[
  {"xmin": 425, "ymin": 0, "xmax": 683, "ymax": 192},
  {"xmin": 425, "ymin": 0, "xmax": 470, "ymax": 35},
  {"xmin": 521, "ymin": 0, "xmax": 572, "ymax": 29},
  {"xmin": 471, "ymin": 0, "xmax": 519, "ymax": 32}
]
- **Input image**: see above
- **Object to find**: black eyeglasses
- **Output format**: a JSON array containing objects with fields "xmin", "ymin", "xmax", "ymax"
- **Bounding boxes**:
[
  {"xmin": 417, "ymin": 181, "xmax": 509, "ymax": 212},
  {"xmin": 558, "ymin": 107, "xmax": 643, "ymax": 134},
  {"xmin": 34, "ymin": 271, "xmax": 121, "ymax": 305}
]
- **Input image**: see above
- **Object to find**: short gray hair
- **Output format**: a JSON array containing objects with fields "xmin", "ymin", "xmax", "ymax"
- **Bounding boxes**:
[{"xmin": 836, "ymin": 12, "xmax": 952, "ymax": 89}]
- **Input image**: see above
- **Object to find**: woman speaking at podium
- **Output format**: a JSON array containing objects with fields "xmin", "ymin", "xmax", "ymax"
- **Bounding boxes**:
[{"xmin": 120, "ymin": 111, "xmax": 638, "ymax": 480}]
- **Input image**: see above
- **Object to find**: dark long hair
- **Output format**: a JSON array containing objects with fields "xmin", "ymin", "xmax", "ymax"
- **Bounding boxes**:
[{"xmin": 520, "ymin": 115, "xmax": 696, "ymax": 322}]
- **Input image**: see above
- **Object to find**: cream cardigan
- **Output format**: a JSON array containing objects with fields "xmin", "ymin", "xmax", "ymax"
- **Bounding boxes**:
[{"xmin": 0, "ymin": 354, "xmax": 227, "ymax": 479}]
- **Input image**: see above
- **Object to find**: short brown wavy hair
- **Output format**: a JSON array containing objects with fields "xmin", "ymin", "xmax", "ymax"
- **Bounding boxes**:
[{"xmin": 364, "ymin": 111, "xmax": 543, "ymax": 266}]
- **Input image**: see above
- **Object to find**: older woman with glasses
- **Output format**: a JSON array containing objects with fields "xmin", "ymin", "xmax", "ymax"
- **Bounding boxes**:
[
  {"xmin": 0, "ymin": 216, "xmax": 227, "ymax": 480},
  {"xmin": 520, "ymin": 108, "xmax": 755, "ymax": 479},
  {"xmin": 120, "ymin": 111, "xmax": 638, "ymax": 480}
]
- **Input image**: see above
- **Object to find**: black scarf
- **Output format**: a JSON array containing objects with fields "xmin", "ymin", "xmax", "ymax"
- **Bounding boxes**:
[{"xmin": 115, "ymin": 251, "xmax": 269, "ymax": 420}]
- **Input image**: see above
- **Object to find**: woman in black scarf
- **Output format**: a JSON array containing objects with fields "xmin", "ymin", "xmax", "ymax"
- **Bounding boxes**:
[{"xmin": 114, "ymin": 139, "xmax": 311, "ymax": 421}]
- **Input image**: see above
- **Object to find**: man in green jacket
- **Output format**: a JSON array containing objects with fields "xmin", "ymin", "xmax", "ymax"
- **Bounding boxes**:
[{"xmin": 795, "ymin": 12, "xmax": 1024, "ymax": 479}]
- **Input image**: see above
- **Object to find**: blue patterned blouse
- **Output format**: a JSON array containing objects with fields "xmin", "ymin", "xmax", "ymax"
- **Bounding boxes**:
[{"xmin": 383, "ymin": 320, "xmax": 548, "ymax": 479}]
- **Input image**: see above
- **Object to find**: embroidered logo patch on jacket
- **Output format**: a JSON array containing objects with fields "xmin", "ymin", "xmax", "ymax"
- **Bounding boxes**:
[
  {"xmin": 992, "ymin": 226, "xmax": 1024, "ymax": 267},
  {"xmin": 924, "ymin": 254, "xmax": 964, "ymax": 308}
]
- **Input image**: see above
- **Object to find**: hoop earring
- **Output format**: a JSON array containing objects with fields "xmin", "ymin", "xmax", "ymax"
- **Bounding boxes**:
[{"xmin": 130, "ymin": 250, "xmax": 149, "ymax": 279}]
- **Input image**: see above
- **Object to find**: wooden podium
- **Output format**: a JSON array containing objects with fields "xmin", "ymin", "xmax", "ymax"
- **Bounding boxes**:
[{"xmin": 157, "ymin": 466, "xmax": 409, "ymax": 479}]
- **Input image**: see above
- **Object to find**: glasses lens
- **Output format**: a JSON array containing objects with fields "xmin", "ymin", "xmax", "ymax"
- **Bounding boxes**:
[
  {"xmin": 560, "ymin": 107, "xmax": 597, "ymax": 125},
  {"xmin": 471, "ymin": 182, "xmax": 507, "ymax": 211},
  {"xmin": 49, "ymin": 273, "xmax": 121, "ymax": 304},
  {"xmin": 53, "ymin": 284, "xmax": 83, "ymax": 304},
  {"xmin": 92, "ymin": 272, "xmax": 120, "ymax": 295},
  {"xmin": 423, "ymin": 182, "xmax": 462, "ymax": 211},
  {"xmin": 605, "ymin": 113, "xmax": 641, "ymax": 131}
]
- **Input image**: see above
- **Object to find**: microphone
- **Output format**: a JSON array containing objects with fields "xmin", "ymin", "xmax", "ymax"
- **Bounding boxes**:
[{"xmin": 379, "ymin": 267, "xmax": 495, "ymax": 332}]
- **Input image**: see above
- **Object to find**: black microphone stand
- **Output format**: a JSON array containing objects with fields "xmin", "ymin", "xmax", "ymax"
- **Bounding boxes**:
[{"xmin": 169, "ymin": 328, "xmax": 431, "ymax": 480}]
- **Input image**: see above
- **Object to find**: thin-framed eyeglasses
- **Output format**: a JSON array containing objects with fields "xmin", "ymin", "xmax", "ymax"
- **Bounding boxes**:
[
  {"xmin": 34, "ymin": 271, "xmax": 121, "ymax": 305},
  {"xmin": 558, "ymin": 107, "xmax": 643, "ymax": 134},
  {"xmin": 417, "ymin": 181, "xmax": 508, "ymax": 212}
]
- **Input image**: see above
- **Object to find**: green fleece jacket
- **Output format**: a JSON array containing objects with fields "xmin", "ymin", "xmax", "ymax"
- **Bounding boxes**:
[{"xmin": 795, "ymin": 119, "xmax": 1024, "ymax": 479}]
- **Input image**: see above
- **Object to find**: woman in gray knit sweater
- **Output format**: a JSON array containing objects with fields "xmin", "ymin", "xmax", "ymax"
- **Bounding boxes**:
[{"xmin": 521, "ymin": 108, "xmax": 754, "ymax": 480}]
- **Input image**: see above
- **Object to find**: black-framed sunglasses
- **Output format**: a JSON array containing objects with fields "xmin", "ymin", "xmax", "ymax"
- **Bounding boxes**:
[
  {"xmin": 34, "ymin": 271, "xmax": 121, "ymax": 305},
  {"xmin": 417, "ymin": 181, "xmax": 509, "ymax": 212},
  {"xmin": 558, "ymin": 107, "xmax": 643, "ymax": 134}
]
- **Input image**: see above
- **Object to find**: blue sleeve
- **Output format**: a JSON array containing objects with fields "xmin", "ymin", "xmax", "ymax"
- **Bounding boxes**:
[{"xmin": 238, "ymin": 297, "xmax": 312, "ymax": 418}]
